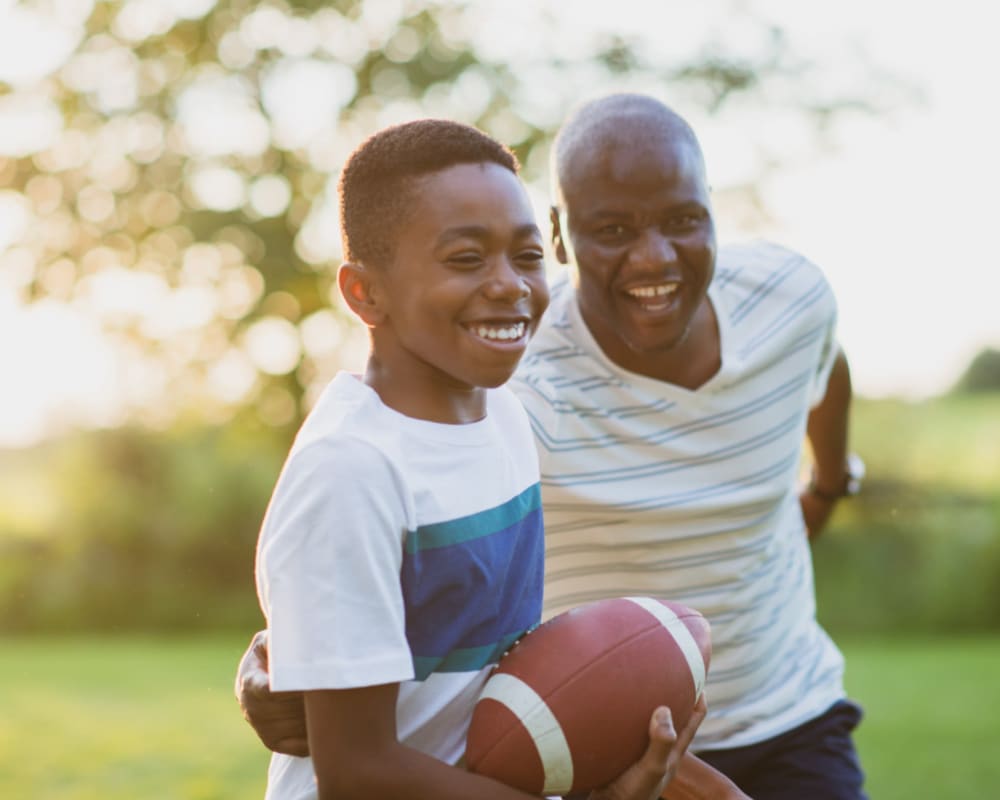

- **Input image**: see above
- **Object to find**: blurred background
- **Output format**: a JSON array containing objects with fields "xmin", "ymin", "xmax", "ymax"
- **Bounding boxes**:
[{"xmin": 1, "ymin": 0, "xmax": 997, "ymax": 797}]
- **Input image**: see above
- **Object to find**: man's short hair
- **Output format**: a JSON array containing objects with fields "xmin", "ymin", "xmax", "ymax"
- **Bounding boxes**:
[
  {"xmin": 551, "ymin": 94, "xmax": 701, "ymax": 206},
  {"xmin": 338, "ymin": 119, "xmax": 520, "ymax": 268}
]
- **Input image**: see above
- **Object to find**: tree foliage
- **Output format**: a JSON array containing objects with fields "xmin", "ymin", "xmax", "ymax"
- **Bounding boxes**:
[
  {"xmin": 952, "ymin": 348, "xmax": 1000, "ymax": 394},
  {"xmin": 1, "ymin": 0, "xmax": 901, "ymax": 435}
]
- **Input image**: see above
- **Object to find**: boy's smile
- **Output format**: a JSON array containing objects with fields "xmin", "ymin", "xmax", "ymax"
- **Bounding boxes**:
[{"xmin": 364, "ymin": 162, "xmax": 549, "ymax": 423}]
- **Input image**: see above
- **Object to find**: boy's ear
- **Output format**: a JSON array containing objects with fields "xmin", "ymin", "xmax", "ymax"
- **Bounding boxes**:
[
  {"xmin": 338, "ymin": 262, "xmax": 385, "ymax": 326},
  {"xmin": 549, "ymin": 205, "xmax": 569, "ymax": 265}
]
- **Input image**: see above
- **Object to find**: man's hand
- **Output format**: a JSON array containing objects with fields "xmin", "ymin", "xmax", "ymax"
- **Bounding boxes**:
[
  {"xmin": 800, "ymin": 488, "xmax": 838, "ymax": 540},
  {"xmin": 235, "ymin": 630, "xmax": 309, "ymax": 757},
  {"xmin": 589, "ymin": 695, "xmax": 707, "ymax": 800}
]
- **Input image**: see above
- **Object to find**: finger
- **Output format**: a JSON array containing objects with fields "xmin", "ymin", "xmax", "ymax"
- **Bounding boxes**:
[
  {"xmin": 643, "ymin": 706, "xmax": 678, "ymax": 770},
  {"xmin": 587, "ymin": 708, "xmax": 678, "ymax": 800},
  {"xmin": 275, "ymin": 738, "xmax": 310, "ymax": 758},
  {"xmin": 672, "ymin": 695, "xmax": 706, "ymax": 756},
  {"xmin": 235, "ymin": 632, "xmax": 263, "ymax": 700},
  {"xmin": 658, "ymin": 698, "xmax": 707, "ymax": 794},
  {"xmin": 269, "ymin": 734, "xmax": 311, "ymax": 758},
  {"xmin": 244, "ymin": 694, "xmax": 310, "ymax": 757},
  {"xmin": 251, "ymin": 629, "xmax": 270, "ymax": 670},
  {"xmin": 647, "ymin": 706, "xmax": 677, "ymax": 754},
  {"xmin": 238, "ymin": 632, "xmax": 274, "ymax": 700}
]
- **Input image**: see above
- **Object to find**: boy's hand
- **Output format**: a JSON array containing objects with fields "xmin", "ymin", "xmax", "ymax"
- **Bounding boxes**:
[
  {"xmin": 235, "ymin": 630, "xmax": 309, "ymax": 757},
  {"xmin": 589, "ymin": 695, "xmax": 707, "ymax": 800}
]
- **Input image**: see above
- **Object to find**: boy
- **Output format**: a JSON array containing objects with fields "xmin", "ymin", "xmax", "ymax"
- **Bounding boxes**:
[{"xmin": 253, "ymin": 118, "xmax": 702, "ymax": 800}]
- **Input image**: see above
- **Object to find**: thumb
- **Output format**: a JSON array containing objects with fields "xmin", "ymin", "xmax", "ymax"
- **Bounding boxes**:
[
  {"xmin": 640, "ymin": 707, "xmax": 679, "ymax": 800},
  {"xmin": 645, "ymin": 706, "xmax": 678, "ymax": 766}
]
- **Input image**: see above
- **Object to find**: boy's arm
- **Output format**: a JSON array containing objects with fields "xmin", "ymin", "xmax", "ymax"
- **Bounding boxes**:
[
  {"xmin": 238, "ymin": 632, "xmax": 736, "ymax": 799},
  {"xmin": 305, "ymin": 682, "xmax": 695, "ymax": 800},
  {"xmin": 660, "ymin": 750, "xmax": 750, "ymax": 800}
]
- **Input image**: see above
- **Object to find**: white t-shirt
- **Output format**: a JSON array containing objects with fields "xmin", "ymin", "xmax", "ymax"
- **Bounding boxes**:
[
  {"xmin": 512, "ymin": 240, "xmax": 845, "ymax": 750},
  {"xmin": 256, "ymin": 373, "xmax": 544, "ymax": 798}
]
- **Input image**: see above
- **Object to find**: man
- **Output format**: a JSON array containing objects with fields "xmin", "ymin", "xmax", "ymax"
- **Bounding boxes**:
[{"xmin": 238, "ymin": 94, "xmax": 866, "ymax": 800}]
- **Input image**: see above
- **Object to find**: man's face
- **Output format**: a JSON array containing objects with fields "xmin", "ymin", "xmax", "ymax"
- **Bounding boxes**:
[
  {"xmin": 557, "ymin": 131, "xmax": 717, "ymax": 373},
  {"xmin": 376, "ymin": 162, "xmax": 549, "ymax": 395}
]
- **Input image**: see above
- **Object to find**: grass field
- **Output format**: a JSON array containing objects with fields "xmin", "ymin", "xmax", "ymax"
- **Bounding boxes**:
[
  {"xmin": 0, "ymin": 635, "xmax": 266, "ymax": 799},
  {"xmin": 844, "ymin": 636, "xmax": 1000, "ymax": 799},
  {"xmin": 2, "ymin": 635, "xmax": 999, "ymax": 799}
]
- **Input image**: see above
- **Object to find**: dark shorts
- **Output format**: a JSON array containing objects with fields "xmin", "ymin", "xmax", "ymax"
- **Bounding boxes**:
[{"xmin": 696, "ymin": 700, "xmax": 868, "ymax": 800}]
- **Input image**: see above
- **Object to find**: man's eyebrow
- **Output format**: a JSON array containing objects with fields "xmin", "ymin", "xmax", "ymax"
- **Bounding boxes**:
[
  {"xmin": 584, "ymin": 202, "xmax": 706, "ymax": 221},
  {"xmin": 436, "ymin": 223, "xmax": 543, "ymax": 244}
]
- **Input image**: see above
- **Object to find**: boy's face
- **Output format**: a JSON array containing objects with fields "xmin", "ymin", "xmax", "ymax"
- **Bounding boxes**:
[
  {"xmin": 556, "ymin": 129, "xmax": 717, "ymax": 370},
  {"xmin": 374, "ymin": 162, "xmax": 549, "ymax": 398}
]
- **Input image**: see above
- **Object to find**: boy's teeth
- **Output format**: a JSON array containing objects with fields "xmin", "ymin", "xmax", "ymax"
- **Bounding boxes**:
[
  {"xmin": 628, "ymin": 284, "xmax": 678, "ymax": 298},
  {"xmin": 474, "ymin": 322, "xmax": 526, "ymax": 341}
]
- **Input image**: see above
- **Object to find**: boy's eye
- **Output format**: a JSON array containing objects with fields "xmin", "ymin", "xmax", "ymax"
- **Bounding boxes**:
[
  {"xmin": 446, "ymin": 252, "xmax": 484, "ymax": 268},
  {"xmin": 515, "ymin": 249, "xmax": 545, "ymax": 268}
]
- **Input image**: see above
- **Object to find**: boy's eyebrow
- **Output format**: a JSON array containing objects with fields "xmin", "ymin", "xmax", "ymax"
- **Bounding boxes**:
[{"xmin": 436, "ymin": 223, "xmax": 543, "ymax": 245}]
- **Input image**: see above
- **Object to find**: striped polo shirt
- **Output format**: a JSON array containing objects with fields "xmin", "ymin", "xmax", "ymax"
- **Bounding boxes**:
[{"xmin": 511, "ymin": 240, "xmax": 846, "ymax": 749}]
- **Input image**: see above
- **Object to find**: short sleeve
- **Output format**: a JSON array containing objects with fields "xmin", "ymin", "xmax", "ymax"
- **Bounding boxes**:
[
  {"xmin": 255, "ymin": 437, "xmax": 415, "ymax": 691},
  {"xmin": 808, "ymin": 272, "xmax": 840, "ymax": 408}
]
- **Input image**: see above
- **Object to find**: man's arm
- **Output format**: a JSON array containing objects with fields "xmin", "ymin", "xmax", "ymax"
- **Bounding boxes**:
[{"xmin": 801, "ymin": 347, "xmax": 853, "ymax": 539}]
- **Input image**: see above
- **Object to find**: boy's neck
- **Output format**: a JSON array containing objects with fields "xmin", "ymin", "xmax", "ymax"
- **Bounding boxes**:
[{"xmin": 362, "ymin": 360, "xmax": 488, "ymax": 425}]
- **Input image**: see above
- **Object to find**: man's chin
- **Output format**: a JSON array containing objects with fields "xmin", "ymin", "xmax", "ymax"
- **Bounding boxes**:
[{"xmin": 622, "ymin": 326, "xmax": 692, "ymax": 356}]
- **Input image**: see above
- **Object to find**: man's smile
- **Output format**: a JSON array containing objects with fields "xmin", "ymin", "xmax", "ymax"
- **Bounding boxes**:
[{"xmin": 625, "ymin": 281, "xmax": 680, "ymax": 312}]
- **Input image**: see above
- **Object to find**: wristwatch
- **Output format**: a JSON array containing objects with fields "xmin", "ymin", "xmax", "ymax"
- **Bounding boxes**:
[{"xmin": 808, "ymin": 453, "xmax": 865, "ymax": 501}]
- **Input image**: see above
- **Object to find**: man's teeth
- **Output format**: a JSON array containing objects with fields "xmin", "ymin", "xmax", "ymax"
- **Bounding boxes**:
[
  {"xmin": 473, "ymin": 322, "xmax": 526, "ymax": 341},
  {"xmin": 628, "ymin": 284, "xmax": 678, "ymax": 299}
]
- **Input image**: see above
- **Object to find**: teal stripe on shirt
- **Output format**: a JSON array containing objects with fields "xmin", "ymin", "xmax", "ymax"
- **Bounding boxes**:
[
  {"xmin": 403, "ymin": 483, "xmax": 542, "ymax": 554},
  {"xmin": 412, "ymin": 629, "xmax": 529, "ymax": 678}
]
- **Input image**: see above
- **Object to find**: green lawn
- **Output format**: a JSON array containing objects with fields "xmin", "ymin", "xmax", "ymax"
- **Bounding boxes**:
[
  {"xmin": 844, "ymin": 635, "xmax": 1000, "ymax": 800},
  {"xmin": 2, "ymin": 634, "xmax": 998, "ymax": 798},
  {"xmin": 0, "ymin": 635, "xmax": 267, "ymax": 799}
]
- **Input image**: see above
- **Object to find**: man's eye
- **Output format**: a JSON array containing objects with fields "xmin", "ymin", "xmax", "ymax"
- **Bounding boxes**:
[
  {"xmin": 667, "ymin": 214, "xmax": 702, "ymax": 231},
  {"xmin": 597, "ymin": 224, "xmax": 628, "ymax": 238}
]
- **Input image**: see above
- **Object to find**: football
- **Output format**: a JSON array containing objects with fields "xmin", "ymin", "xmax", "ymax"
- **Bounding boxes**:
[{"xmin": 465, "ymin": 596, "xmax": 711, "ymax": 797}]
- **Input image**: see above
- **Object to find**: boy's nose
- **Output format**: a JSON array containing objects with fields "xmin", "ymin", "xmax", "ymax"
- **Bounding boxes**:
[{"xmin": 484, "ymin": 259, "xmax": 531, "ymax": 300}]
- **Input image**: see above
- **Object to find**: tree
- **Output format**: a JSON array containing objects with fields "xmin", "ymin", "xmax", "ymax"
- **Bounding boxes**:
[
  {"xmin": 952, "ymin": 348, "xmax": 1000, "ymax": 394},
  {"xmin": 1, "ymin": 0, "xmax": 907, "ymax": 436}
]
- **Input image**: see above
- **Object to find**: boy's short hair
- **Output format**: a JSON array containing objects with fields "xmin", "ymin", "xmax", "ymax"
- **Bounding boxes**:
[{"xmin": 338, "ymin": 119, "xmax": 520, "ymax": 268}]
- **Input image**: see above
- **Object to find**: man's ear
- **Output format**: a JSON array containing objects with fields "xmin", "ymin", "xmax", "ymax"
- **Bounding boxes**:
[
  {"xmin": 549, "ymin": 205, "xmax": 569, "ymax": 265},
  {"xmin": 338, "ymin": 262, "xmax": 385, "ymax": 326}
]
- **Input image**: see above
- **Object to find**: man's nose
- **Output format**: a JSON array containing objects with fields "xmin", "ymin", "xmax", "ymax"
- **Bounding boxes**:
[{"xmin": 631, "ymin": 229, "xmax": 677, "ymax": 266}]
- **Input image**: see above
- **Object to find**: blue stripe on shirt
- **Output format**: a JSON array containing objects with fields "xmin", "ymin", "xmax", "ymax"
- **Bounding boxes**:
[{"xmin": 401, "ymin": 485, "xmax": 544, "ymax": 680}]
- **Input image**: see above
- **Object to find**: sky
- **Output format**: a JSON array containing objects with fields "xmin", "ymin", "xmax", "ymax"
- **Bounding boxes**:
[{"xmin": 1, "ymin": 0, "xmax": 998, "ymax": 448}]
